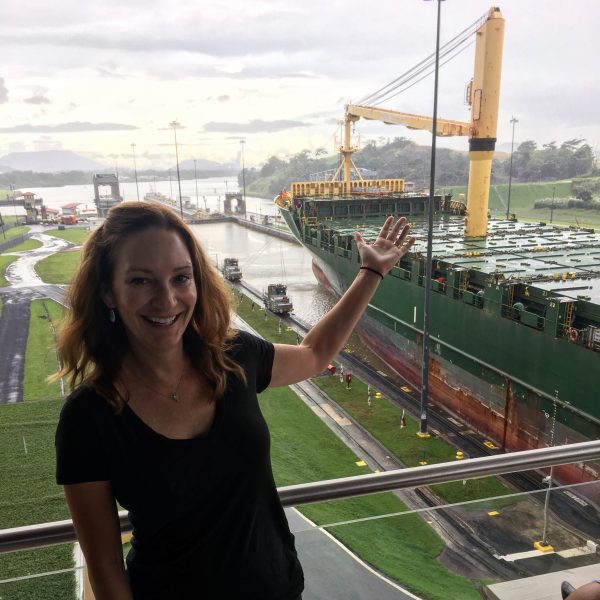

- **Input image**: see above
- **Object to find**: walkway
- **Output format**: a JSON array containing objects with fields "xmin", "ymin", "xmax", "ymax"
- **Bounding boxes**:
[{"xmin": 488, "ymin": 562, "xmax": 600, "ymax": 600}]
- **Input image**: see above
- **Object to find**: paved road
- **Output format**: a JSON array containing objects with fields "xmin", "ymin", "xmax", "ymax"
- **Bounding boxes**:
[
  {"xmin": 0, "ymin": 289, "xmax": 31, "ymax": 403},
  {"xmin": 288, "ymin": 509, "xmax": 418, "ymax": 600},
  {"xmin": 0, "ymin": 231, "xmax": 70, "ymax": 404}
]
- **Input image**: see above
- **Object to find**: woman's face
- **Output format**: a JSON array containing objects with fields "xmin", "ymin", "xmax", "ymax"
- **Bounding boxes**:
[{"xmin": 102, "ymin": 227, "xmax": 198, "ymax": 357}]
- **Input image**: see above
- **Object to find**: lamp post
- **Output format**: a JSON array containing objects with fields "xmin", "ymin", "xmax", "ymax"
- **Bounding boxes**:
[
  {"xmin": 240, "ymin": 139, "xmax": 246, "ymax": 207},
  {"xmin": 131, "ymin": 143, "xmax": 140, "ymax": 202},
  {"xmin": 11, "ymin": 184, "xmax": 17, "ymax": 222},
  {"xmin": 539, "ymin": 391, "xmax": 558, "ymax": 549},
  {"xmin": 419, "ymin": 0, "xmax": 444, "ymax": 437},
  {"xmin": 194, "ymin": 159, "xmax": 199, "ymax": 211},
  {"xmin": 550, "ymin": 185, "xmax": 555, "ymax": 224},
  {"xmin": 506, "ymin": 116, "xmax": 518, "ymax": 220},
  {"xmin": 169, "ymin": 120, "xmax": 184, "ymax": 219}
]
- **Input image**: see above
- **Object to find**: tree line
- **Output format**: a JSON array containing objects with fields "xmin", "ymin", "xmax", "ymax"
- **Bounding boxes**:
[{"xmin": 240, "ymin": 137, "xmax": 597, "ymax": 197}]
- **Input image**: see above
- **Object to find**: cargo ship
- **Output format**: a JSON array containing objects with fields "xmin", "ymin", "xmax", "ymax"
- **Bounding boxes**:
[{"xmin": 275, "ymin": 7, "xmax": 600, "ymax": 493}]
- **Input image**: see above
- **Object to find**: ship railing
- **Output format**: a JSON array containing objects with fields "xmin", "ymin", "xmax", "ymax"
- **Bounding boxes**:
[{"xmin": 2, "ymin": 440, "xmax": 600, "ymax": 556}]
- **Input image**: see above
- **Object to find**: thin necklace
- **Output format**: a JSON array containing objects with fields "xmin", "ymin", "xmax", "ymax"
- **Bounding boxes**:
[{"xmin": 125, "ymin": 363, "xmax": 186, "ymax": 402}]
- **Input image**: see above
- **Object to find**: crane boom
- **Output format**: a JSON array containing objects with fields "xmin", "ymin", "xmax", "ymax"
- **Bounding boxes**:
[
  {"xmin": 337, "ymin": 7, "xmax": 505, "ymax": 238},
  {"xmin": 346, "ymin": 104, "xmax": 471, "ymax": 137}
]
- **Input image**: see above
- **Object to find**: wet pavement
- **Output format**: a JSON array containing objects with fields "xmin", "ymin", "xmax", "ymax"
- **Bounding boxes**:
[{"xmin": 0, "ymin": 230, "xmax": 71, "ymax": 403}]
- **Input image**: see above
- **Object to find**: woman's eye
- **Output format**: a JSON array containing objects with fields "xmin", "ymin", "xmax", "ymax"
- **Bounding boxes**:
[
  {"xmin": 175, "ymin": 274, "xmax": 192, "ymax": 283},
  {"xmin": 130, "ymin": 277, "xmax": 149, "ymax": 285}
]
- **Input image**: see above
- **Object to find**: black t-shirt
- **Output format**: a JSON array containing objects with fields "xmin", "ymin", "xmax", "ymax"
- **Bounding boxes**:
[{"xmin": 56, "ymin": 331, "xmax": 304, "ymax": 600}]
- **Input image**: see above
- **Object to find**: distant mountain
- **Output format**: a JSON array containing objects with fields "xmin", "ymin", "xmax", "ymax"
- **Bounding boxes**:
[
  {"xmin": 0, "ymin": 150, "xmax": 107, "ymax": 173},
  {"xmin": 176, "ymin": 158, "xmax": 237, "ymax": 172}
]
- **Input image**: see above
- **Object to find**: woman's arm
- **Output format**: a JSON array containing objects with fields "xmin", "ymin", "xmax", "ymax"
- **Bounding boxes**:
[
  {"xmin": 269, "ymin": 216, "xmax": 415, "ymax": 387},
  {"xmin": 64, "ymin": 482, "xmax": 133, "ymax": 600}
]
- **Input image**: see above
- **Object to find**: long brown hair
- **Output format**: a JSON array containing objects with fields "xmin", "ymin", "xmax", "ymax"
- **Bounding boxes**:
[{"xmin": 54, "ymin": 201, "xmax": 245, "ymax": 410}]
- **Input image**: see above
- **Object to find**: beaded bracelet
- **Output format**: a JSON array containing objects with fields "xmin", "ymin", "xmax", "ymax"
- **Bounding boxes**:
[{"xmin": 360, "ymin": 266, "xmax": 384, "ymax": 280}]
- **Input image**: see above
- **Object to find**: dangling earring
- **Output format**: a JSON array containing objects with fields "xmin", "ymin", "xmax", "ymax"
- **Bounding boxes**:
[{"xmin": 108, "ymin": 308, "xmax": 116, "ymax": 323}]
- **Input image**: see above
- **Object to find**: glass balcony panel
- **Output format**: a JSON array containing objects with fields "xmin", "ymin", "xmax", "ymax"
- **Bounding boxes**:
[
  {"xmin": 285, "ymin": 478, "xmax": 599, "ymax": 600},
  {"xmin": 0, "ymin": 544, "xmax": 78, "ymax": 600},
  {"xmin": 1, "ymin": 465, "xmax": 599, "ymax": 599}
]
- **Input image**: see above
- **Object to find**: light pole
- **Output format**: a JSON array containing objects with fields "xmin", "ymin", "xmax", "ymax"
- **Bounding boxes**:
[
  {"xmin": 538, "ymin": 391, "xmax": 558, "ymax": 550},
  {"xmin": 170, "ymin": 120, "xmax": 184, "ymax": 219},
  {"xmin": 131, "ymin": 143, "xmax": 140, "ymax": 202},
  {"xmin": 550, "ymin": 185, "xmax": 555, "ymax": 223},
  {"xmin": 240, "ymin": 139, "xmax": 246, "ymax": 207},
  {"xmin": 506, "ymin": 116, "xmax": 518, "ymax": 220},
  {"xmin": 419, "ymin": 0, "xmax": 444, "ymax": 438},
  {"xmin": 194, "ymin": 159, "xmax": 199, "ymax": 211}
]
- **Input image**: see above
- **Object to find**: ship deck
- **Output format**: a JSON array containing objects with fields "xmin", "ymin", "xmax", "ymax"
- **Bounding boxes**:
[{"xmin": 319, "ymin": 217, "xmax": 600, "ymax": 303}]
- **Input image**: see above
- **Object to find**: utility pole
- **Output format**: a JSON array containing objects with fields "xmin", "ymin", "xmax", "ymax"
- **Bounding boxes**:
[
  {"xmin": 170, "ymin": 120, "xmax": 184, "ymax": 219},
  {"xmin": 506, "ymin": 116, "xmax": 518, "ymax": 220},
  {"xmin": 194, "ymin": 159, "xmax": 199, "ymax": 211},
  {"xmin": 240, "ymin": 139, "xmax": 246, "ymax": 207},
  {"xmin": 538, "ymin": 391, "xmax": 558, "ymax": 551},
  {"xmin": 131, "ymin": 143, "xmax": 140, "ymax": 201},
  {"xmin": 550, "ymin": 185, "xmax": 555, "ymax": 223},
  {"xmin": 419, "ymin": 0, "xmax": 444, "ymax": 438}
]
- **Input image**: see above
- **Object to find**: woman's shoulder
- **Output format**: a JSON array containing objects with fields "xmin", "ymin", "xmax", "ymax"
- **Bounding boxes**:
[
  {"xmin": 60, "ymin": 385, "xmax": 114, "ymax": 421},
  {"xmin": 227, "ymin": 329, "xmax": 273, "ymax": 359}
]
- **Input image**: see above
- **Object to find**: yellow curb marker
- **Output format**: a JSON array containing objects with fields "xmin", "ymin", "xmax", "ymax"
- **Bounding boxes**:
[{"xmin": 533, "ymin": 541, "xmax": 554, "ymax": 552}]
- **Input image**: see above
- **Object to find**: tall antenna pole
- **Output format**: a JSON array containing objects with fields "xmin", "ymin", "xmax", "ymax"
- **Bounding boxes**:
[
  {"xmin": 194, "ymin": 159, "xmax": 199, "ymax": 210},
  {"xmin": 131, "ymin": 143, "xmax": 140, "ymax": 202},
  {"xmin": 170, "ymin": 120, "xmax": 184, "ymax": 219},
  {"xmin": 419, "ymin": 0, "xmax": 444, "ymax": 438},
  {"xmin": 240, "ymin": 139, "xmax": 246, "ymax": 207},
  {"xmin": 506, "ymin": 116, "xmax": 518, "ymax": 220}
]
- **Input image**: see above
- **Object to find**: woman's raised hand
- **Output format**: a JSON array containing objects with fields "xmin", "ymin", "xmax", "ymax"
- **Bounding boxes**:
[{"xmin": 353, "ymin": 216, "xmax": 416, "ymax": 277}]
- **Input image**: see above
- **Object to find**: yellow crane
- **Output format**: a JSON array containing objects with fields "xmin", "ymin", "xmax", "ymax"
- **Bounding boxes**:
[{"xmin": 337, "ymin": 7, "xmax": 505, "ymax": 238}]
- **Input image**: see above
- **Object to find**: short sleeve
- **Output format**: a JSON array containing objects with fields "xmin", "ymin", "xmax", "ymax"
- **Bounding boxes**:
[
  {"xmin": 234, "ymin": 330, "xmax": 275, "ymax": 393},
  {"xmin": 55, "ymin": 390, "xmax": 111, "ymax": 485}
]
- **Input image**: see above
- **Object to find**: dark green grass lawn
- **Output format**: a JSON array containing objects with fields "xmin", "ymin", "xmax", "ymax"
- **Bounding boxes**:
[
  {"xmin": 35, "ymin": 250, "xmax": 81, "ymax": 284},
  {"xmin": 0, "ymin": 400, "xmax": 75, "ymax": 600},
  {"xmin": 24, "ymin": 300, "xmax": 65, "ymax": 401},
  {"xmin": 4, "ymin": 238, "xmax": 43, "ymax": 253},
  {"xmin": 43, "ymin": 227, "xmax": 89, "ymax": 245},
  {"xmin": 0, "ymin": 254, "xmax": 18, "ymax": 286}
]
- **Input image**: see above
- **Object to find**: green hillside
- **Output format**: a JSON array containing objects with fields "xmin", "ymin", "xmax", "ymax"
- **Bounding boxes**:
[{"xmin": 445, "ymin": 180, "xmax": 600, "ymax": 227}]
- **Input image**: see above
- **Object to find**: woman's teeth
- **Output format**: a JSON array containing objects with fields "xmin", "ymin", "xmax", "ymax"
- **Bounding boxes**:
[{"xmin": 146, "ymin": 315, "xmax": 177, "ymax": 325}]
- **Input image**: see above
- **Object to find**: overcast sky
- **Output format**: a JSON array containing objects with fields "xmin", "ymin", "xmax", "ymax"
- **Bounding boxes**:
[{"xmin": 1, "ymin": 0, "xmax": 599, "ymax": 169}]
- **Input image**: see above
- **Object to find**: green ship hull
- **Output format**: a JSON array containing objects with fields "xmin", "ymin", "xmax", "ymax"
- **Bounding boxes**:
[{"xmin": 279, "ymin": 193, "xmax": 600, "ymax": 497}]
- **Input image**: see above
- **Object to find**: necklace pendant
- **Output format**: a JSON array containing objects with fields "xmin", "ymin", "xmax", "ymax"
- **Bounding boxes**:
[{"xmin": 171, "ymin": 392, "xmax": 178, "ymax": 402}]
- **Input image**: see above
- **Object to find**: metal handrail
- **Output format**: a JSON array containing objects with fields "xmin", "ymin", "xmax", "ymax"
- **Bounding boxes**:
[{"xmin": 2, "ymin": 439, "xmax": 600, "ymax": 555}]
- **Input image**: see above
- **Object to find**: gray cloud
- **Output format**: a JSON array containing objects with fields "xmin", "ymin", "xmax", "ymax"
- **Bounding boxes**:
[
  {"xmin": 0, "ymin": 122, "xmax": 139, "ymax": 133},
  {"xmin": 218, "ymin": 95, "xmax": 230, "ymax": 102},
  {"xmin": 25, "ymin": 93, "xmax": 51, "ymax": 105},
  {"xmin": 0, "ymin": 78, "xmax": 8, "ymax": 103},
  {"xmin": 203, "ymin": 119, "xmax": 307, "ymax": 133}
]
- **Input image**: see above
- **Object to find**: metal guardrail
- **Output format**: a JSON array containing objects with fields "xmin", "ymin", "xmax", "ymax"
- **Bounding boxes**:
[
  {"xmin": 0, "ymin": 233, "xmax": 33, "ymax": 254},
  {"xmin": 2, "ymin": 440, "xmax": 599, "ymax": 555}
]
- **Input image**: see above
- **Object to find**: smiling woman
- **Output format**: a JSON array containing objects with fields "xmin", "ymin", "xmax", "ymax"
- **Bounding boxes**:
[{"xmin": 52, "ymin": 200, "xmax": 415, "ymax": 600}]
